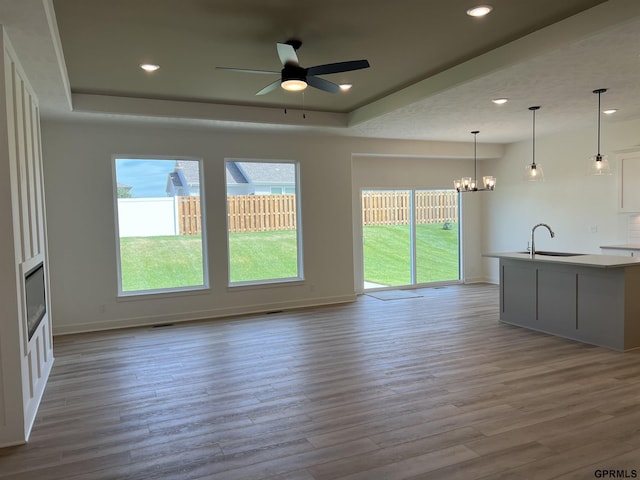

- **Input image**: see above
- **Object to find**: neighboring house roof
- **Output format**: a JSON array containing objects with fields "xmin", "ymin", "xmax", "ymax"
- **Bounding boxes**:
[
  {"xmin": 226, "ymin": 162, "xmax": 249, "ymax": 185},
  {"xmin": 117, "ymin": 182, "xmax": 132, "ymax": 190},
  {"xmin": 175, "ymin": 160, "xmax": 200, "ymax": 185},
  {"xmin": 168, "ymin": 172, "xmax": 182, "ymax": 187},
  {"xmin": 166, "ymin": 160, "xmax": 201, "ymax": 196},
  {"xmin": 167, "ymin": 161, "xmax": 295, "ymax": 194},
  {"xmin": 235, "ymin": 162, "xmax": 295, "ymax": 185}
]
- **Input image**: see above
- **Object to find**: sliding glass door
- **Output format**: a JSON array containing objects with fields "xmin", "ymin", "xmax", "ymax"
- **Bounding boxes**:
[
  {"xmin": 414, "ymin": 190, "xmax": 459, "ymax": 284},
  {"xmin": 362, "ymin": 190, "xmax": 412, "ymax": 288},
  {"xmin": 362, "ymin": 189, "xmax": 459, "ymax": 289}
]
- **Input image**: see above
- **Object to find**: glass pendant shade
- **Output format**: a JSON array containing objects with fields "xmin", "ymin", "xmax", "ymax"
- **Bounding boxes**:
[
  {"xmin": 588, "ymin": 89, "xmax": 612, "ymax": 176},
  {"xmin": 525, "ymin": 162, "xmax": 544, "ymax": 181},
  {"xmin": 483, "ymin": 176, "xmax": 496, "ymax": 190},
  {"xmin": 587, "ymin": 153, "xmax": 611, "ymax": 176},
  {"xmin": 525, "ymin": 106, "xmax": 544, "ymax": 182}
]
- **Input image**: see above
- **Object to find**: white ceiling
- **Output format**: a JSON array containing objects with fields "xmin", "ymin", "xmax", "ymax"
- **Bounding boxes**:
[{"xmin": 1, "ymin": 0, "xmax": 640, "ymax": 144}]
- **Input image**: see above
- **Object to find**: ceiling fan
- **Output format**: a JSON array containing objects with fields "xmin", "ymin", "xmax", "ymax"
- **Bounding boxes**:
[{"xmin": 216, "ymin": 40, "xmax": 370, "ymax": 95}]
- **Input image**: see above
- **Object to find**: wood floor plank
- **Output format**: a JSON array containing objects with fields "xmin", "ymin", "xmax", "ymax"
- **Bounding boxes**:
[
  {"xmin": 2, "ymin": 284, "xmax": 640, "ymax": 479},
  {"xmin": 333, "ymin": 444, "xmax": 479, "ymax": 480}
]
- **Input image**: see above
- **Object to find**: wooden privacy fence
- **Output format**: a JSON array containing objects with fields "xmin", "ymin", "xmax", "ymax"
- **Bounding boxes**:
[
  {"xmin": 178, "ymin": 194, "xmax": 297, "ymax": 234},
  {"xmin": 361, "ymin": 190, "xmax": 458, "ymax": 226},
  {"xmin": 177, "ymin": 190, "xmax": 457, "ymax": 235},
  {"xmin": 227, "ymin": 194, "xmax": 297, "ymax": 233},
  {"xmin": 177, "ymin": 196, "xmax": 202, "ymax": 235}
]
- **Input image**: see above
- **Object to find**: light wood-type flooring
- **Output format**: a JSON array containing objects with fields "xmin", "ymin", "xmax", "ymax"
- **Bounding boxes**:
[{"xmin": 2, "ymin": 283, "xmax": 640, "ymax": 479}]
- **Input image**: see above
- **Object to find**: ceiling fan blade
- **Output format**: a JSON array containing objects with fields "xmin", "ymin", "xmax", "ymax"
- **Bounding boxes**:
[
  {"xmin": 306, "ymin": 75, "xmax": 341, "ymax": 94},
  {"xmin": 277, "ymin": 42, "xmax": 299, "ymax": 66},
  {"xmin": 307, "ymin": 59, "xmax": 370, "ymax": 76},
  {"xmin": 256, "ymin": 79, "xmax": 282, "ymax": 96},
  {"xmin": 216, "ymin": 66, "xmax": 279, "ymax": 75}
]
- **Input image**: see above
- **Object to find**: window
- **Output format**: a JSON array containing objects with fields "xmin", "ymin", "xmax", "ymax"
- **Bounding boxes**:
[
  {"xmin": 226, "ymin": 160, "xmax": 302, "ymax": 285},
  {"xmin": 113, "ymin": 158, "xmax": 207, "ymax": 295},
  {"xmin": 362, "ymin": 189, "xmax": 459, "ymax": 289}
]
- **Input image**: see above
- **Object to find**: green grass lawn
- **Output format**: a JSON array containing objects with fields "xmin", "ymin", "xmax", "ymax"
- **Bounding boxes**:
[
  {"xmin": 119, "ymin": 231, "xmax": 299, "ymax": 291},
  {"xmin": 119, "ymin": 223, "xmax": 458, "ymax": 291},
  {"xmin": 363, "ymin": 222, "xmax": 459, "ymax": 286},
  {"xmin": 228, "ymin": 230, "xmax": 298, "ymax": 283},
  {"xmin": 119, "ymin": 235, "xmax": 205, "ymax": 291}
]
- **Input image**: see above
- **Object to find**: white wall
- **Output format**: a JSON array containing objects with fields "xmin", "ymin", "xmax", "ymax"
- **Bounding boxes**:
[
  {"xmin": 41, "ymin": 119, "xmax": 502, "ymax": 334},
  {"xmin": 42, "ymin": 121, "xmax": 359, "ymax": 333},
  {"xmin": 482, "ymin": 117, "xmax": 640, "ymax": 283}
]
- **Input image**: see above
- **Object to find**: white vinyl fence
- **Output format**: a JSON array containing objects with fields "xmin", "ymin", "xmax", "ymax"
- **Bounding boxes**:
[{"xmin": 117, "ymin": 198, "xmax": 180, "ymax": 237}]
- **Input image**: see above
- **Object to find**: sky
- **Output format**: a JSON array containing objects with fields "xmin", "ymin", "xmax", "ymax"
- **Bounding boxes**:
[{"xmin": 115, "ymin": 159, "xmax": 176, "ymax": 198}]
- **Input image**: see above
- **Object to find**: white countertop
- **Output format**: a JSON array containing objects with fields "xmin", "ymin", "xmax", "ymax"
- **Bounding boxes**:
[
  {"xmin": 600, "ymin": 244, "xmax": 640, "ymax": 251},
  {"xmin": 483, "ymin": 251, "xmax": 640, "ymax": 268}
]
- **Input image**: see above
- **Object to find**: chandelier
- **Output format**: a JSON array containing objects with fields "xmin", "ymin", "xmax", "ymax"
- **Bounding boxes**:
[{"xmin": 454, "ymin": 131, "xmax": 495, "ymax": 192}]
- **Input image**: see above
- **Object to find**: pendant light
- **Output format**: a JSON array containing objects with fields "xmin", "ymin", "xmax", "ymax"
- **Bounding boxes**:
[
  {"xmin": 454, "ymin": 131, "xmax": 495, "ymax": 192},
  {"xmin": 525, "ymin": 106, "xmax": 544, "ymax": 181},
  {"xmin": 587, "ymin": 88, "xmax": 612, "ymax": 176}
]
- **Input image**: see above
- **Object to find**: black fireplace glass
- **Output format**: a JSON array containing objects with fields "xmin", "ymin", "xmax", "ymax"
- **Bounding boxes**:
[{"xmin": 25, "ymin": 263, "xmax": 46, "ymax": 340}]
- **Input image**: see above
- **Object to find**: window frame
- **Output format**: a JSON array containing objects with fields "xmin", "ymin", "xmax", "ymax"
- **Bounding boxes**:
[
  {"xmin": 112, "ymin": 155, "xmax": 209, "ymax": 297},
  {"xmin": 225, "ymin": 159, "xmax": 304, "ymax": 287}
]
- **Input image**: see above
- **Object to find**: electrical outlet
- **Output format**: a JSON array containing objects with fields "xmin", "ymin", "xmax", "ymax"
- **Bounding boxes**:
[{"xmin": 589, "ymin": 224, "xmax": 598, "ymax": 233}]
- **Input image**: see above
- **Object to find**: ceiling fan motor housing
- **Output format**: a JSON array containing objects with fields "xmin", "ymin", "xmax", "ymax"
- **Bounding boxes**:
[{"xmin": 282, "ymin": 64, "xmax": 306, "ymax": 82}]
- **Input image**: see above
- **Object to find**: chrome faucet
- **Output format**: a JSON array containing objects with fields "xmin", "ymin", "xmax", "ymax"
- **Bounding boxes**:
[{"xmin": 530, "ymin": 223, "xmax": 555, "ymax": 258}]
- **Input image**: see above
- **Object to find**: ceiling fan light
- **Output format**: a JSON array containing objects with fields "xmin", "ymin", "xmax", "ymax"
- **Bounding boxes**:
[
  {"xmin": 339, "ymin": 84, "xmax": 352, "ymax": 91},
  {"xmin": 281, "ymin": 79, "xmax": 307, "ymax": 92}
]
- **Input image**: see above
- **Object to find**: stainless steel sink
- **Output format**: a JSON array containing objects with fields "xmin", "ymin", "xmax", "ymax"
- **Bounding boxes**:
[{"xmin": 518, "ymin": 251, "xmax": 585, "ymax": 257}]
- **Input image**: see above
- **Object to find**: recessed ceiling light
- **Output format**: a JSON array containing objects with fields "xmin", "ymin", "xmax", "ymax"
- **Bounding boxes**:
[
  {"xmin": 339, "ymin": 84, "xmax": 352, "ymax": 91},
  {"xmin": 467, "ymin": 5, "xmax": 493, "ymax": 17},
  {"xmin": 603, "ymin": 109, "xmax": 618, "ymax": 115},
  {"xmin": 492, "ymin": 98, "xmax": 508, "ymax": 105},
  {"xmin": 140, "ymin": 63, "xmax": 160, "ymax": 72}
]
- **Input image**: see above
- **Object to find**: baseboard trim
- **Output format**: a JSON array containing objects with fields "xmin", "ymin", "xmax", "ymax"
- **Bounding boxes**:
[{"xmin": 53, "ymin": 294, "xmax": 358, "ymax": 336}]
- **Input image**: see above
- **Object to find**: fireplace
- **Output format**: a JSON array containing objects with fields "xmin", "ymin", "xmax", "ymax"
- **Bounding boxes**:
[{"xmin": 25, "ymin": 263, "xmax": 46, "ymax": 340}]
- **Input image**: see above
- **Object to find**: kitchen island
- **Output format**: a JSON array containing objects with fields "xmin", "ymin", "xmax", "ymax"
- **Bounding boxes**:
[{"xmin": 483, "ymin": 252, "xmax": 640, "ymax": 351}]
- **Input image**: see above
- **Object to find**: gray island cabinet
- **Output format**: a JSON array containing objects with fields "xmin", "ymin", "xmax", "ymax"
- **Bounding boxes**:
[{"xmin": 484, "ymin": 252, "xmax": 640, "ymax": 351}]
